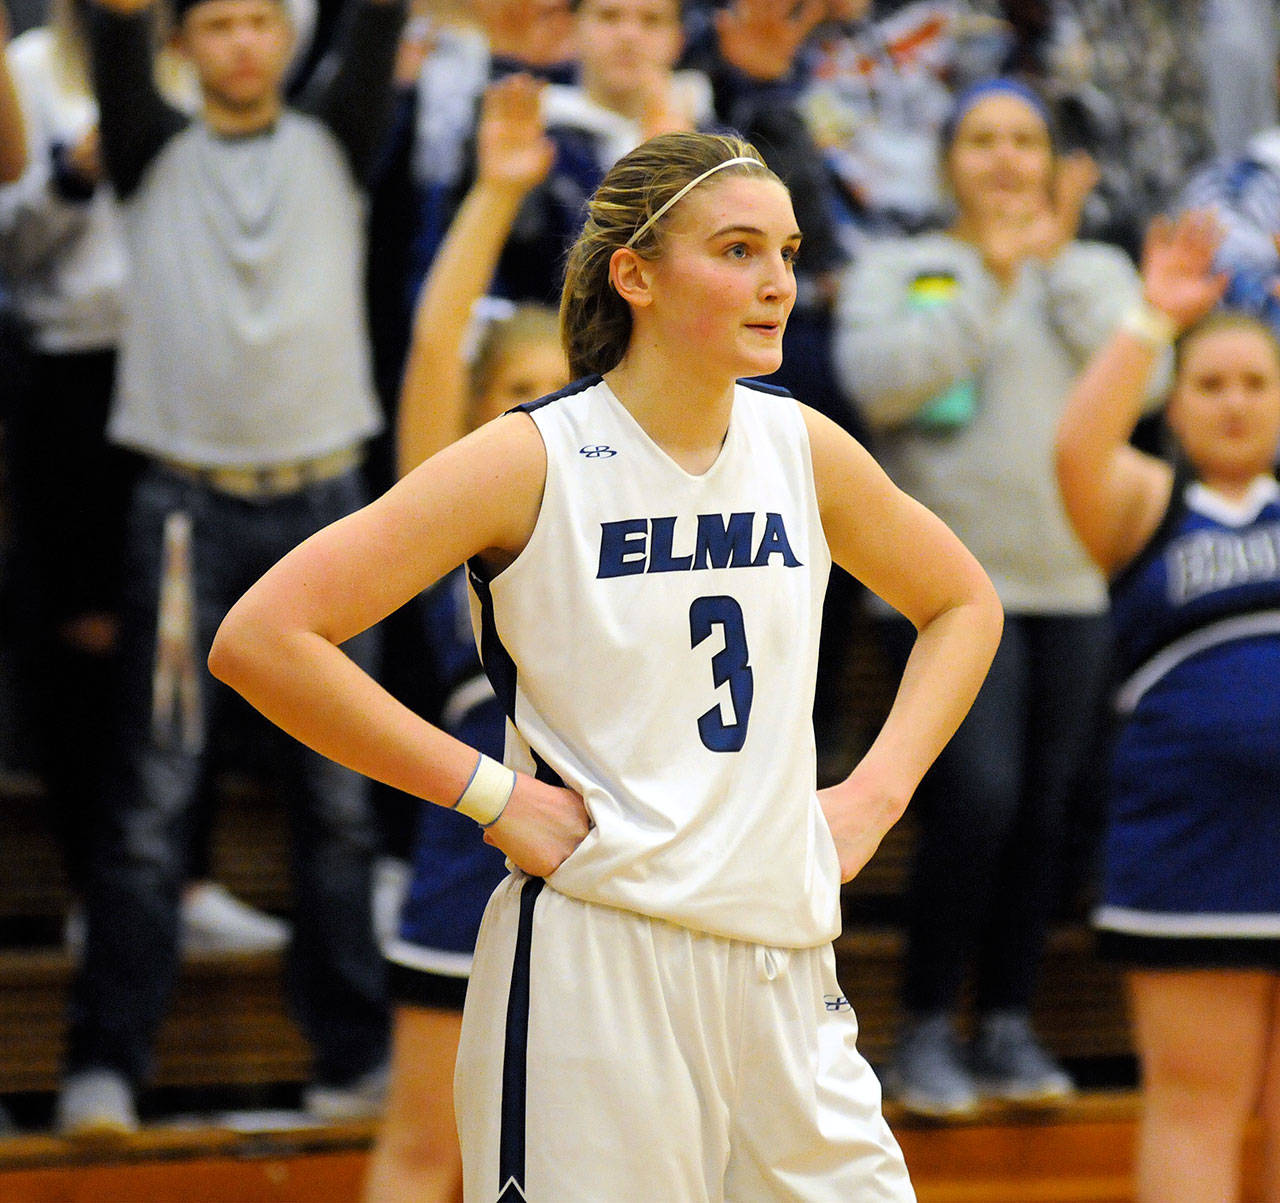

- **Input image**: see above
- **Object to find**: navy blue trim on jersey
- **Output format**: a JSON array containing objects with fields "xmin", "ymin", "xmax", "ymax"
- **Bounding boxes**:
[
  {"xmin": 508, "ymin": 374, "xmax": 603, "ymax": 417},
  {"xmin": 497, "ymin": 876, "xmax": 545, "ymax": 1200},
  {"xmin": 465, "ymin": 564, "xmax": 565, "ymax": 789},
  {"xmin": 467, "ymin": 565, "xmax": 516, "ymax": 718},
  {"xmin": 737, "ymin": 377, "xmax": 795, "ymax": 398},
  {"xmin": 467, "ymin": 371, "xmax": 599, "ymax": 739},
  {"xmin": 507, "ymin": 374, "xmax": 791, "ymax": 413}
]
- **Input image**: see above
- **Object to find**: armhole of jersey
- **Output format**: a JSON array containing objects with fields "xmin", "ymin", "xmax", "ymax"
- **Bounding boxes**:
[
  {"xmin": 465, "ymin": 411, "xmax": 552, "ymax": 590},
  {"xmin": 1109, "ymin": 462, "xmax": 1192, "ymax": 598}
]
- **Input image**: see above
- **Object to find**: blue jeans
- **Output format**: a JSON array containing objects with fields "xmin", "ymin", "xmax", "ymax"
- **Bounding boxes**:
[
  {"xmin": 881, "ymin": 611, "xmax": 1111, "ymax": 1016},
  {"xmin": 66, "ymin": 464, "xmax": 389, "ymax": 1089}
]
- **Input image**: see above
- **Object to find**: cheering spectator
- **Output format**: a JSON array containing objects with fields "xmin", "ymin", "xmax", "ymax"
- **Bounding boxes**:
[{"xmin": 55, "ymin": 0, "xmax": 404, "ymax": 1136}]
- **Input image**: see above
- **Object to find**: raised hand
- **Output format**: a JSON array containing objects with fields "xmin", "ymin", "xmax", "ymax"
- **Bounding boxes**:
[
  {"xmin": 714, "ymin": 0, "xmax": 827, "ymax": 82},
  {"xmin": 975, "ymin": 150, "xmax": 1099, "ymax": 284},
  {"xmin": 1140, "ymin": 210, "xmax": 1228, "ymax": 331},
  {"xmin": 1043, "ymin": 151, "xmax": 1100, "ymax": 254},
  {"xmin": 475, "ymin": 73, "xmax": 554, "ymax": 195}
]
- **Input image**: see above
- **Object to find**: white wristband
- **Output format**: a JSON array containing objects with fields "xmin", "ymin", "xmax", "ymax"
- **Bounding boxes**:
[
  {"xmin": 454, "ymin": 753, "xmax": 517, "ymax": 827},
  {"xmin": 1119, "ymin": 301, "xmax": 1177, "ymax": 349}
]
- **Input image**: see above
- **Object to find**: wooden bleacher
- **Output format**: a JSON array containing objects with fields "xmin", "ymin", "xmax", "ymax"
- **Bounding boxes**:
[
  {"xmin": 0, "ymin": 613, "xmax": 1148, "ymax": 1199},
  {"xmin": 0, "ymin": 769, "xmax": 1135, "ymax": 1101},
  {"xmin": 0, "ymin": 775, "xmax": 309, "ymax": 1100}
]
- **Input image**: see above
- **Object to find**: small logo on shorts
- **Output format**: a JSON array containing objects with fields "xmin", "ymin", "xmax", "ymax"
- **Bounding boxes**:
[
  {"xmin": 579, "ymin": 444, "xmax": 617, "ymax": 458},
  {"xmin": 824, "ymin": 993, "xmax": 852, "ymax": 1012}
]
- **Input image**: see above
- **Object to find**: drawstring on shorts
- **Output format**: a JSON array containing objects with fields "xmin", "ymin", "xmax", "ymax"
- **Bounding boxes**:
[{"xmin": 755, "ymin": 944, "xmax": 789, "ymax": 982}]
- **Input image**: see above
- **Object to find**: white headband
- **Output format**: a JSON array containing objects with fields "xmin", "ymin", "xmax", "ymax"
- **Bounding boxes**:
[{"xmin": 624, "ymin": 156, "xmax": 760, "ymax": 248}]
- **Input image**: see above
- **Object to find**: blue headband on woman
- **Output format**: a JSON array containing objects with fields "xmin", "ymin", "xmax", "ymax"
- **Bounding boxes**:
[{"xmin": 940, "ymin": 78, "xmax": 1053, "ymax": 150}]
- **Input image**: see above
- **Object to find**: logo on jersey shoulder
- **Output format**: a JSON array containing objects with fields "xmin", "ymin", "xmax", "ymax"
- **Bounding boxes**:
[
  {"xmin": 823, "ymin": 993, "xmax": 852, "ymax": 1012},
  {"xmin": 597, "ymin": 511, "xmax": 802, "ymax": 578},
  {"xmin": 579, "ymin": 444, "xmax": 617, "ymax": 458}
]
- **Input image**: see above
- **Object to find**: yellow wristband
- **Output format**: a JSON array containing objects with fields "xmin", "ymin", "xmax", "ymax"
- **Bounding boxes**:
[
  {"xmin": 1119, "ymin": 301, "xmax": 1177, "ymax": 349},
  {"xmin": 454, "ymin": 753, "xmax": 516, "ymax": 827}
]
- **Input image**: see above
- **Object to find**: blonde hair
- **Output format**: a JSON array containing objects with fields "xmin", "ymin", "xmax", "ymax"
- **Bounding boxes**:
[
  {"xmin": 559, "ymin": 131, "xmax": 778, "ymax": 380},
  {"xmin": 468, "ymin": 303, "xmax": 561, "ymax": 421},
  {"xmin": 1175, "ymin": 309, "xmax": 1280, "ymax": 378}
]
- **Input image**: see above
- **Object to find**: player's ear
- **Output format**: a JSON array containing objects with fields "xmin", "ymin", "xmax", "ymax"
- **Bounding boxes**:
[{"xmin": 609, "ymin": 246, "xmax": 654, "ymax": 309}]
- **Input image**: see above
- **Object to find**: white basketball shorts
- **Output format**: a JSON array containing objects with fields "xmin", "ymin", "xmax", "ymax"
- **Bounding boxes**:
[{"xmin": 455, "ymin": 873, "xmax": 915, "ymax": 1202}]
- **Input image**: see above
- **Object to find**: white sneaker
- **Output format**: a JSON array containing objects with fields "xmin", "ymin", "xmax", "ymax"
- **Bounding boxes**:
[
  {"xmin": 885, "ymin": 1013, "xmax": 981, "ymax": 1120},
  {"xmin": 56, "ymin": 1069, "xmax": 138, "ymax": 1138},
  {"xmin": 970, "ymin": 1011, "xmax": 1075, "ymax": 1106},
  {"xmin": 372, "ymin": 857, "xmax": 410, "ymax": 951},
  {"xmin": 64, "ymin": 883, "xmax": 289, "ymax": 958},
  {"xmin": 302, "ymin": 1062, "xmax": 390, "ymax": 1121},
  {"xmin": 181, "ymin": 882, "xmax": 290, "ymax": 954}
]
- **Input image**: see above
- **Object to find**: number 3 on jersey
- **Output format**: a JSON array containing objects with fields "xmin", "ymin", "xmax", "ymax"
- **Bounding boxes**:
[{"xmin": 689, "ymin": 595, "xmax": 754, "ymax": 752}]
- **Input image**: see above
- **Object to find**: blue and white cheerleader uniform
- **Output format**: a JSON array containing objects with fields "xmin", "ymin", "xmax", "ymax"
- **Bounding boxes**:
[{"xmin": 1096, "ymin": 471, "xmax": 1280, "ymax": 967}]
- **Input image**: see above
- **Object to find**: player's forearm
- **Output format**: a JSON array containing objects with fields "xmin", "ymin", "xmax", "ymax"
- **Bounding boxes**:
[
  {"xmin": 860, "ymin": 582, "xmax": 1003, "ymax": 803},
  {"xmin": 209, "ymin": 614, "xmax": 478, "ymax": 808},
  {"xmin": 820, "ymin": 586, "xmax": 1000, "ymax": 882}
]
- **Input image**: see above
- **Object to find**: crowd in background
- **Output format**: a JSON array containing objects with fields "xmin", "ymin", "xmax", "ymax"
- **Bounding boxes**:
[{"xmin": 0, "ymin": 0, "xmax": 1278, "ymax": 1194}]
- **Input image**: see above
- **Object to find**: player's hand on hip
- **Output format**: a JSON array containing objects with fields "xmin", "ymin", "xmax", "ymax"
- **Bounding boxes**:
[
  {"xmin": 818, "ymin": 769, "xmax": 911, "ymax": 884},
  {"xmin": 482, "ymin": 774, "xmax": 591, "ymax": 878}
]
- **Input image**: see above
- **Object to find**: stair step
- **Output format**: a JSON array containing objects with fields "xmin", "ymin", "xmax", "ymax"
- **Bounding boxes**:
[
  {"xmin": 0, "ymin": 950, "xmax": 310, "ymax": 1094},
  {"xmin": 0, "ymin": 915, "xmax": 1131, "ymax": 1100},
  {"xmin": 0, "ymin": 759, "xmax": 1132, "ymax": 1100}
]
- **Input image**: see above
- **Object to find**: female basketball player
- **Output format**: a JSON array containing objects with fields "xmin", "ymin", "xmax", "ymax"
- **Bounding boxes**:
[
  {"xmin": 210, "ymin": 130, "xmax": 1003, "ymax": 1202},
  {"xmin": 1057, "ymin": 208, "xmax": 1280, "ymax": 1203}
]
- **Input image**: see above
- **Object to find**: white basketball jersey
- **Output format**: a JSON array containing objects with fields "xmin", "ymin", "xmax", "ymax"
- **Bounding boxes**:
[{"xmin": 468, "ymin": 376, "xmax": 840, "ymax": 947}]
